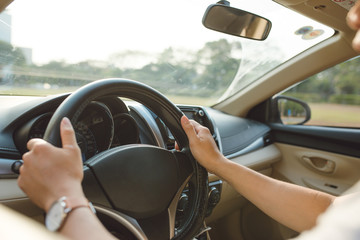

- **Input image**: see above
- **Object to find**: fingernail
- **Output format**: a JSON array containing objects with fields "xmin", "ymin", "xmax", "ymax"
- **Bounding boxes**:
[
  {"xmin": 62, "ymin": 117, "xmax": 72, "ymax": 129},
  {"xmin": 182, "ymin": 115, "xmax": 189, "ymax": 124}
]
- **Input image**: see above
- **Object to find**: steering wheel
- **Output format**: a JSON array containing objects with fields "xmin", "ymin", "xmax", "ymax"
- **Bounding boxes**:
[{"xmin": 43, "ymin": 79, "xmax": 208, "ymax": 240}]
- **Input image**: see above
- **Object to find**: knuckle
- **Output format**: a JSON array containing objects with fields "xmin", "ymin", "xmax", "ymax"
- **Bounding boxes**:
[
  {"xmin": 72, "ymin": 144, "xmax": 81, "ymax": 153},
  {"xmin": 17, "ymin": 176, "xmax": 24, "ymax": 189},
  {"xmin": 22, "ymin": 152, "xmax": 30, "ymax": 161},
  {"xmin": 32, "ymin": 142, "xmax": 48, "ymax": 153},
  {"xmin": 202, "ymin": 126, "xmax": 211, "ymax": 134},
  {"xmin": 19, "ymin": 164, "xmax": 24, "ymax": 174},
  {"xmin": 67, "ymin": 144, "xmax": 81, "ymax": 156}
]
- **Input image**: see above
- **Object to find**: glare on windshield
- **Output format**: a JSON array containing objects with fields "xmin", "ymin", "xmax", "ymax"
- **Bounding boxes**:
[{"xmin": 0, "ymin": 0, "xmax": 333, "ymax": 106}]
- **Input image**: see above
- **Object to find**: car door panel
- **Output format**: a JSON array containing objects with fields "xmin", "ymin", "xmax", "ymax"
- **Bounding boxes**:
[
  {"xmin": 269, "ymin": 122, "xmax": 360, "ymax": 196},
  {"xmin": 234, "ymin": 129, "xmax": 360, "ymax": 240},
  {"xmin": 272, "ymin": 143, "xmax": 360, "ymax": 196},
  {"xmin": 270, "ymin": 124, "xmax": 360, "ymax": 158}
]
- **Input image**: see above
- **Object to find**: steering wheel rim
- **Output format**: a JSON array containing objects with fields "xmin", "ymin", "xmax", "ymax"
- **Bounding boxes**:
[{"xmin": 43, "ymin": 78, "xmax": 208, "ymax": 239}]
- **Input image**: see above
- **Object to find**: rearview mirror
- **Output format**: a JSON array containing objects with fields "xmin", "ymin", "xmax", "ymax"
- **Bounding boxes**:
[{"xmin": 202, "ymin": 2, "xmax": 272, "ymax": 40}]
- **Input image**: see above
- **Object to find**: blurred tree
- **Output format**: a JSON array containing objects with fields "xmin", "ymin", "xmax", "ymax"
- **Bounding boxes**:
[
  {"xmin": 194, "ymin": 39, "xmax": 240, "ymax": 91},
  {"xmin": 0, "ymin": 40, "xmax": 26, "ymax": 66},
  {"xmin": 284, "ymin": 56, "xmax": 360, "ymax": 105}
]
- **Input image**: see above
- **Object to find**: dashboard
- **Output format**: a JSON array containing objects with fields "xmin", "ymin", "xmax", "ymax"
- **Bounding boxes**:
[
  {"xmin": 0, "ymin": 94, "xmax": 270, "ymax": 162},
  {"xmin": 8, "ymin": 97, "xmax": 220, "ymax": 163},
  {"xmin": 0, "ymin": 93, "xmax": 271, "ymax": 238}
]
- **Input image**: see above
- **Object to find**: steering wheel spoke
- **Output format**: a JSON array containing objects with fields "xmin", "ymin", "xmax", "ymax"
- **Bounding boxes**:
[
  {"xmin": 95, "ymin": 205, "xmax": 149, "ymax": 240},
  {"xmin": 173, "ymin": 150, "xmax": 194, "ymax": 186}
]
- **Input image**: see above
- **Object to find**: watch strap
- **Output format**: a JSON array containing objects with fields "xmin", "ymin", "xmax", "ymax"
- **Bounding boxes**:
[
  {"xmin": 46, "ymin": 196, "xmax": 96, "ymax": 232},
  {"xmin": 64, "ymin": 199, "xmax": 96, "ymax": 214}
]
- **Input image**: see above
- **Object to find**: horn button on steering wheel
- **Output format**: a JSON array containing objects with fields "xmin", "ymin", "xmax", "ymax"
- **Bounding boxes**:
[{"xmin": 86, "ymin": 144, "xmax": 180, "ymax": 219}]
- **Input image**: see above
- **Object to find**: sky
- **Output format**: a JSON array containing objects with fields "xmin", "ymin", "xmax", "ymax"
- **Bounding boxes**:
[{"xmin": 4, "ymin": 0, "xmax": 334, "ymax": 66}]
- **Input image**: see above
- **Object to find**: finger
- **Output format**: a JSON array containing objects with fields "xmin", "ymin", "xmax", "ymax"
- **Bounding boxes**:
[
  {"xmin": 191, "ymin": 120, "xmax": 207, "ymax": 135},
  {"xmin": 347, "ymin": 1, "xmax": 360, "ymax": 30},
  {"xmin": 175, "ymin": 142, "xmax": 180, "ymax": 151},
  {"xmin": 22, "ymin": 151, "xmax": 30, "ymax": 163},
  {"xmin": 17, "ymin": 163, "xmax": 26, "ymax": 188},
  {"xmin": 26, "ymin": 138, "xmax": 44, "ymax": 151},
  {"xmin": 181, "ymin": 116, "xmax": 198, "ymax": 140},
  {"xmin": 60, "ymin": 117, "xmax": 77, "ymax": 149},
  {"xmin": 352, "ymin": 30, "xmax": 360, "ymax": 52},
  {"xmin": 188, "ymin": 119, "xmax": 201, "ymax": 128},
  {"xmin": 17, "ymin": 175, "xmax": 24, "ymax": 190},
  {"xmin": 347, "ymin": 14, "xmax": 360, "ymax": 30}
]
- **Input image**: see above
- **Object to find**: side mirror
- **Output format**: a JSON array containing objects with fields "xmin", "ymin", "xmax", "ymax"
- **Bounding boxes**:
[
  {"xmin": 272, "ymin": 96, "xmax": 311, "ymax": 125},
  {"xmin": 202, "ymin": 1, "xmax": 272, "ymax": 40}
]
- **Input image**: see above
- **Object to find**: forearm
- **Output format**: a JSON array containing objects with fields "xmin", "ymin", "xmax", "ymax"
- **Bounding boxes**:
[
  {"xmin": 214, "ymin": 157, "xmax": 335, "ymax": 232},
  {"xmin": 181, "ymin": 116, "xmax": 335, "ymax": 232},
  {"xmin": 61, "ymin": 207, "xmax": 117, "ymax": 240}
]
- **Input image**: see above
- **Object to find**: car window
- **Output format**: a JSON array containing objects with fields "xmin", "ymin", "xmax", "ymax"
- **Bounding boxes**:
[{"xmin": 280, "ymin": 56, "xmax": 360, "ymax": 128}]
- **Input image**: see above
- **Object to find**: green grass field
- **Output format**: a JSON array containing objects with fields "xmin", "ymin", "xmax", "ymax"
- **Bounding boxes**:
[
  {"xmin": 166, "ymin": 100, "xmax": 360, "ymax": 128},
  {"xmin": 0, "ymin": 87, "xmax": 78, "ymax": 96},
  {"xmin": 1, "ymin": 88, "xmax": 359, "ymax": 128},
  {"xmin": 0, "ymin": 88, "xmax": 217, "ymax": 106},
  {"xmin": 307, "ymin": 103, "xmax": 360, "ymax": 128}
]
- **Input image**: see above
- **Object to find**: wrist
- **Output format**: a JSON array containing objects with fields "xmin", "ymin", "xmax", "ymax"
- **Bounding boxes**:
[
  {"xmin": 44, "ymin": 185, "xmax": 86, "ymax": 213},
  {"xmin": 214, "ymin": 156, "xmax": 237, "ymax": 176},
  {"xmin": 208, "ymin": 155, "xmax": 229, "ymax": 175},
  {"xmin": 45, "ymin": 196, "xmax": 95, "ymax": 232}
]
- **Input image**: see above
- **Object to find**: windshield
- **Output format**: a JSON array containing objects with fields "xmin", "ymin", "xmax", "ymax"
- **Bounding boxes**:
[{"xmin": 0, "ymin": 0, "xmax": 334, "ymax": 106}]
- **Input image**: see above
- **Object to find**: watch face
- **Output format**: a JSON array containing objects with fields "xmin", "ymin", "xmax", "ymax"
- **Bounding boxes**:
[{"xmin": 45, "ymin": 200, "xmax": 66, "ymax": 231}]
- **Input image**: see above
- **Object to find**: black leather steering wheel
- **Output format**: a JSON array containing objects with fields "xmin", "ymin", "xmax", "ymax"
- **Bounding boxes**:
[{"xmin": 43, "ymin": 79, "xmax": 208, "ymax": 240}]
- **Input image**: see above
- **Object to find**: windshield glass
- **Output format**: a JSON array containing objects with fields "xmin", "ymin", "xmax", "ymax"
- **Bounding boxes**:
[{"xmin": 1, "ymin": 0, "xmax": 334, "ymax": 106}]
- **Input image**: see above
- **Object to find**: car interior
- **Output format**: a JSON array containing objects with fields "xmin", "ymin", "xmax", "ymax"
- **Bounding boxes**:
[{"xmin": 0, "ymin": 0, "xmax": 359, "ymax": 239}]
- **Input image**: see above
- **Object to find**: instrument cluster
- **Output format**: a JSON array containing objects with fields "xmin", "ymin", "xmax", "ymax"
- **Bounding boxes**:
[{"xmin": 16, "ymin": 98, "xmax": 140, "ymax": 161}]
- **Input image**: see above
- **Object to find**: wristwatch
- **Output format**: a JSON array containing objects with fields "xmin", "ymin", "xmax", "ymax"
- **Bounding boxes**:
[{"xmin": 45, "ymin": 196, "xmax": 96, "ymax": 231}]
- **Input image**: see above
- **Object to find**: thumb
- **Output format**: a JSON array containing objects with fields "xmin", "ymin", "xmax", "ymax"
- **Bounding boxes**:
[
  {"xmin": 60, "ymin": 117, "xmax": 77, "ymax": 149},
  {"xmin": 181, "ymin": 116, "xmax": 198, "ymax": 141}
]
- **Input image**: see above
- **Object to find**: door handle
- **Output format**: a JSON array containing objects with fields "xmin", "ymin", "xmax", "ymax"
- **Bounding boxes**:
[{"xmin": 302, "ymin": 156, "xmax": 335, "ymax": 173}]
